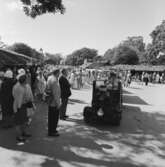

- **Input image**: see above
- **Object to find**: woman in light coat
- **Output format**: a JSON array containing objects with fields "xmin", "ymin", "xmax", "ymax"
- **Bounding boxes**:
[{"xmin": 13, "ymin": 73, "xmax": 34, "ymax": 142}]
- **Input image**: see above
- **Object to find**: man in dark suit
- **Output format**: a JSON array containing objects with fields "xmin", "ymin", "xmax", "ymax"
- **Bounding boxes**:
[{"xmin": 59, "ymin": 69, "xmax": 71, "ymax": 120}]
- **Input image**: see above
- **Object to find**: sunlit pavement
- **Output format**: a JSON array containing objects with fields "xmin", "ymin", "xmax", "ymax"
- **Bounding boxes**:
[{"xmin": 0, "ymin": 83, "xmax": 165, "ymax": 167}]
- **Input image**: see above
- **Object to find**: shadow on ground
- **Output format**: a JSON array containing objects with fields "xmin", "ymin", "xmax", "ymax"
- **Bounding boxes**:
[
  {"xmin": 123, "ymin": 89, "xmax": 149, "ymax": 105},
  {"xmin": 123, "ymin": 90, "xmax": 132, "ymax": 95},
  {"xmin": 0, "ymin": 89, "xmax": 165, "ymax": 167},
  {"xmin": 123, "ymin": 95, "xmax": 148, "ymax": 105},
  {"xmin": 68, "ymin": 99, "xmax": 88, "ymax": 105},
  {"xmin": 129, "ymin": 86, "xmax": 142, "ymax": 90}
]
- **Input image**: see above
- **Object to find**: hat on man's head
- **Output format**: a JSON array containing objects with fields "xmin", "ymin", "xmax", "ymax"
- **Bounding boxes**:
[
  {"xmin": 17, "ymin": 68, "xmax": 26, "ymax": 80},
  {"xmin": 4, "ymin": 70, "xmax": 13, "ymax": 78},
  {"xmin": 18, "ymin": 68, "xmax": 26, "ymax": 75}
]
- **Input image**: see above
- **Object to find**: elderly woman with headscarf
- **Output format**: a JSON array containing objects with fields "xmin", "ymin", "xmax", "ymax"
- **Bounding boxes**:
[
  {"xmin": 13, "ymin": 71, "xmax": 34, "ymax": 142},
  {"xmin": 0, "ymin": 70, "xmax": 16, "ymax": 128}
]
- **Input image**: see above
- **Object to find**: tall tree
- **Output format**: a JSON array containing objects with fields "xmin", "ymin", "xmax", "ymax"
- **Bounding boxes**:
[
  {"xmin": 146, "ymin": 20, "xmax": 165, "ymax": 64},
  {"xmin": 121, "ymin": 36, "xmax": 146, "ymax": 63},
  {"xmin": 45, "ymin": 52, "xmax": 62, "ymax": 65},
  {"xmin": 7, "ymin": 43, "xmax": 33, "ymax": 57},
  {"xmin": 122, "ymin": 36, "xmax": 145, "ymax": 53},
  {"xmin": 93, "ymin": 55, "xmax": 104, "ymax": 62},
  {"xmin": 20, "ymin": 0, "xmax": 65, "ymax": 18},
  {"xmin": 65, "ymin": 47, "xmax": 98, "ymax": 66},
  {"xmin": 112, "ymin": 45, "xmax": 139, "ymax": 65},
  {"xmin": 6, "ymin": 42, "xmax": 44, "ymax": 60},
  {"xmin": 104, "ymin": 48, "xmax": 115, "ymax": 63},
  {"xmin": 104, "ymin": 36, "xmax": 146, "ymax": 64}
]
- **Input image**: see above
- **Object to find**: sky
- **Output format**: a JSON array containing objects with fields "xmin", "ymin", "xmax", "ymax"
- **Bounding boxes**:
[{"xmin": 0, "ymin": 0, "xmax": 165, "ymax": 56}]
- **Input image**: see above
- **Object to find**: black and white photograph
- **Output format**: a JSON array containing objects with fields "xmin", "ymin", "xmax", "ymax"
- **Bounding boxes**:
[{"xmin": 0, "ymin": 0, "xmax": 165, "ymax": 166}]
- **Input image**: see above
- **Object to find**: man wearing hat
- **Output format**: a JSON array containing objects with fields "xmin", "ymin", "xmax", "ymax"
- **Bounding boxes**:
[{"xmin": 17, "ymin": 68, "xmax": 26, "ymax": 80}]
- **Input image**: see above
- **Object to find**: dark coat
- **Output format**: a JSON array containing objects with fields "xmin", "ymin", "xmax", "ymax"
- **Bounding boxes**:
[
  {"xmin": 0, "ymin": 78, "xmax": 16, "ymax": 115},
  {"xmin": 59, "ymin": 75, "xmax": 71, "ymax": 99}
]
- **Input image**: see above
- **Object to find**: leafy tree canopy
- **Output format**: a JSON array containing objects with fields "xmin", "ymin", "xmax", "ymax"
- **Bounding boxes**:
[
  {"xmin": 7, "ymin": 43, "xmax": 33, "ymax": 57},
  {"xmin": 20, "ymin": 0, "xmax": 65, "ymax": 18},
  {"xmin": 45, "ymin": 52, "xmax": 62, "ymax": 65},
  {"xmin": 104, "ymin": 48, "xmax": 115, "ymax": 63},
  {"xmin": 121, "ymin": 36, "xmax": 145, "ymax": 53},
  {"xmin": 6, "ymin": 42, "xmax": 44, "ymax": 60},
  {"xmin": 93, "ymin": 55, "xmax": 104, "ymax": 62},
  {"xmin": 113, "ymin": 45, "xmax": 139, "ymax": 65},
  {"xmin": 104, "ymin": 44, "xmax": 139, "ymax": 65},
  {"xmin": 65, "ymin": 47, "xmax": 98, "ymax": 66},
  {"xmin": 120, "ymin": 36, "xmax": 146, "ymax": 63},
  {"xmin": 104, "ymin": 36, "xmax": 145, "ymax": 64},
  {"xmin": 146, "ymin": 20, "xmax": 165, "ymax": 64}
]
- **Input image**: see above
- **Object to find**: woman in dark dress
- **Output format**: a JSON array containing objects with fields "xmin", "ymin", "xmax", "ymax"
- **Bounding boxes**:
[{"xmin": 0, "ymin": 70, "xmax": 16, "ymax": 128}]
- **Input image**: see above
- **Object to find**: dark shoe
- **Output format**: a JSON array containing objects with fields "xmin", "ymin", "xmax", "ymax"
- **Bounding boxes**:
[
  {"xmin": 22, "ymin": 133, "xmax": 32, "ymax": 138},
  {"xmin": 48, "ymin": 132, "xmax": 60, "ymax": 137},
  {"xmin": 60, "ymin": 117, "xmax": 66, "ymax": 120},
  {"xmin": 64, "ymin": 115, "xmax": 69, "ymax": 118},
  {"xmin": 16, "ymin": 136, "xmax": 26, "ymax": 142}
]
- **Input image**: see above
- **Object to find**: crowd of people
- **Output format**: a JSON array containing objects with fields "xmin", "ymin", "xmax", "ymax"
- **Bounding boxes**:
[
  {"xmin": 0, "ymin": 65, "xmax": 72, "ymax": 142},
  {"xmin": 122, "ymin": 71, "xmax": 165, "ymax": 86},
  {"xmin": 0, "ymin": 64, "xmax": 165, "ymax": 143},
  {"xmin": 132, "ymin": 72, "xmax": 165, "ymax": 85}
]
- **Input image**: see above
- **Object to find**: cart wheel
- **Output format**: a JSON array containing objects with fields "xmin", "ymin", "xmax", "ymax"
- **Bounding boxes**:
[{"xmin": 83, "ymin": 106, "xmax": 93, "ymax": 124}]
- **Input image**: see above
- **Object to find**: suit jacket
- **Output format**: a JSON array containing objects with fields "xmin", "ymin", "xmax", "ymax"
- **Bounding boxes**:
[
  {"xmin": 47, "ymin": 75, "xmax": 61, "ymax": 108},
  {"xmin": 59, "ymin": 75, "xmax": 71, "ymax": 99}
]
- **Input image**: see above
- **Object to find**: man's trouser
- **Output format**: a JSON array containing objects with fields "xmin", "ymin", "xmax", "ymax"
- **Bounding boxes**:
[
  {"xmin": 60, "ymin": 98, "xmax": 68, "ymax": 118},
  {"xmin": 48, "ymin": 106, "xmax": 59, "ymax": 135}
]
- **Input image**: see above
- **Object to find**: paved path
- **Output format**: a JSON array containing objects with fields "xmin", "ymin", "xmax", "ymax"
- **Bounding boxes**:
[{"xmin": 0, "ymin": 83, "xmax": 165, "ymax": 167}]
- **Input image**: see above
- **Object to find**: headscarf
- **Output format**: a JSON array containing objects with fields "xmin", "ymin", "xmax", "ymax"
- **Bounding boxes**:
[
  {"xmin": 4, "ymin": 70, "xmax": 13, "ymax": 78},
  {"xmin": 16, "ymin": 68, "xmax": 26, "ymax": 80}
]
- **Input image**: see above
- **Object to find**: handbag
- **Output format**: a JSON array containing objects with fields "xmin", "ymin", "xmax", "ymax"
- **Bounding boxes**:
[{"xmin": 27, "ymin": 108, "xmax": 35, "ymax": 117}]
